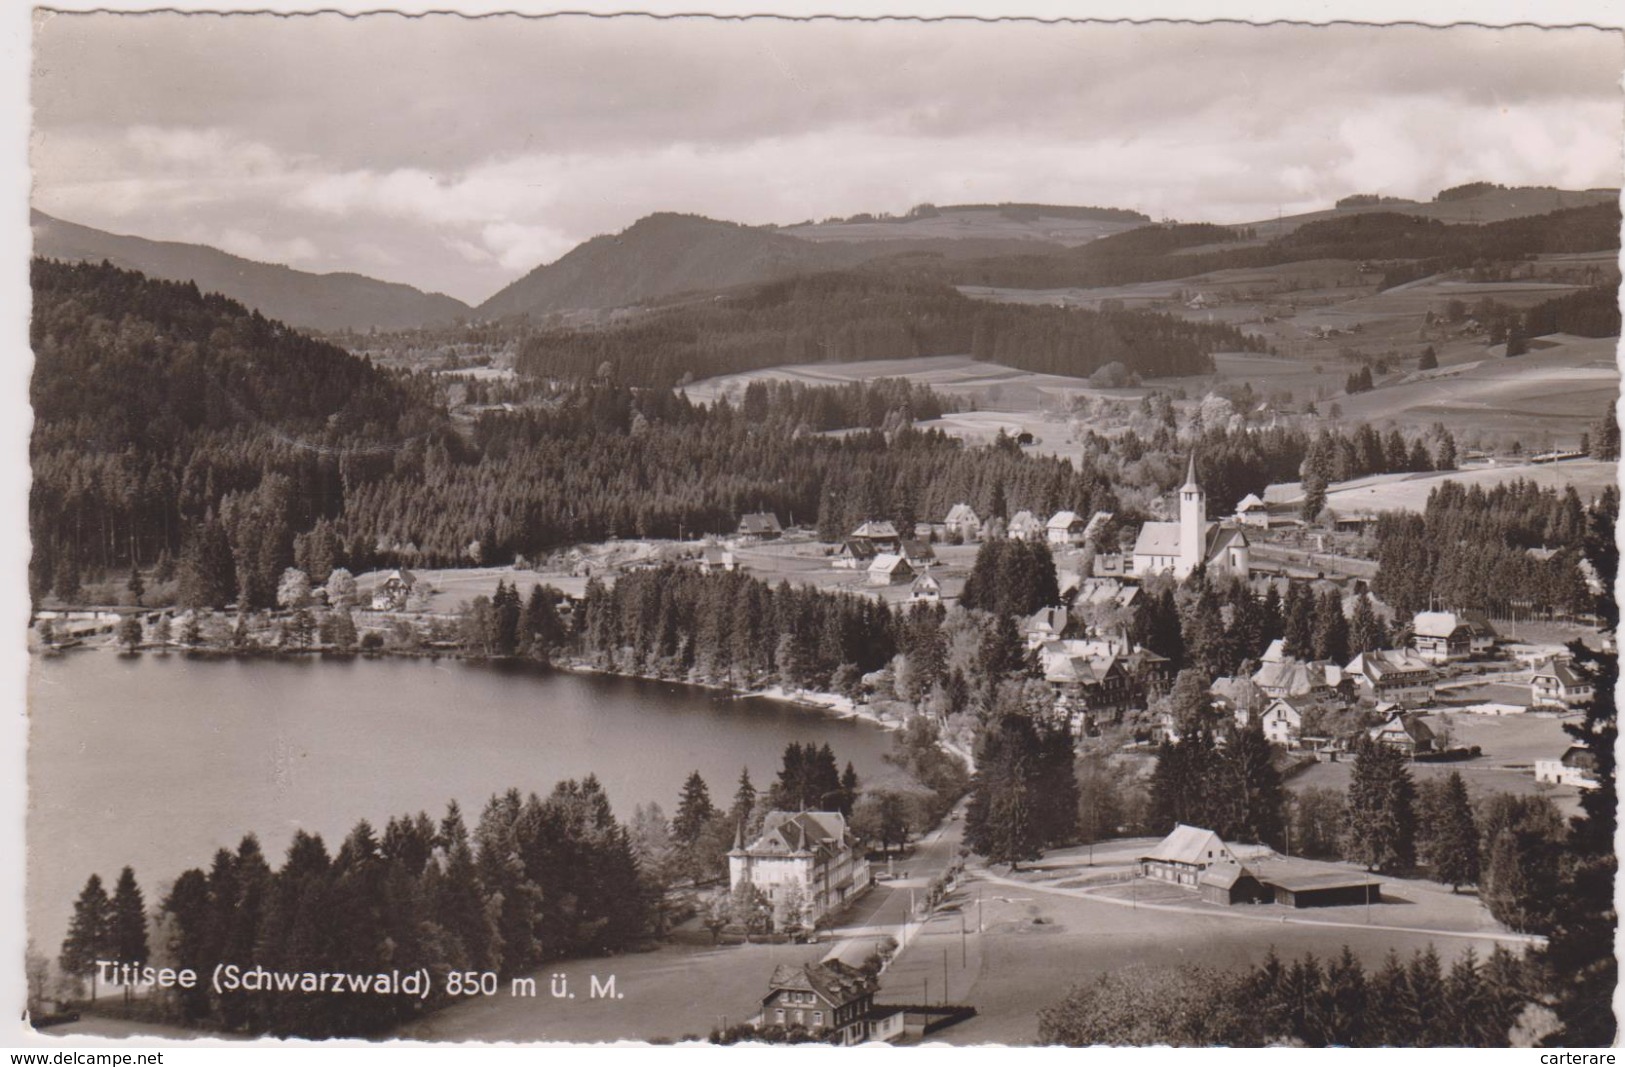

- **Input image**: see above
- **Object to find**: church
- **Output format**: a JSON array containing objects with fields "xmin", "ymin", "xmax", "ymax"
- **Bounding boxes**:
[{"xmin": 1131, "ymin": 456, "xmax": 1251, "ymax": 580}]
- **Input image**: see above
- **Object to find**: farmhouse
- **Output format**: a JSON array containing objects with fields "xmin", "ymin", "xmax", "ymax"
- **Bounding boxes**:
[
  {"xmin": 1022, "ymin": 606, "xmax": 1072, "ymax": 648},
  {"xmin": 1139, "ymin": 824, "xmax": 1236, "ymax": 886},
  {"xmin": 737, "ymin": 512, "xmax": 784, "ymax": 542},
  {"xmin": 1131, "ymin": 458, "xmax": 1250, "ymax": 580},
  {"xmin": 849, "ymin": 520, "xmax": 902, "ymax": 554},
  {"xmin": 943, "ymin": 503, "xmax": 981, "ymax": 542},
  {"xmin": 1046, "ymin": 510, "xmax": 1087, "ymax": 546},
  {"xmin": 1043, "ymin": 650, "xmax": 1133, "ymax": 721},
  {"xmin": 1252, "ymin": 644, "xmax": 1344, "ymax": 701},
  {"xmin": 1258, "ymin": 697, "xmax": 1306, "ymax": 746},
  {"xmin": 1344, "ymin": 649, "xmax": 1437, "ymax": 705},
  {"xmin": 753, "ymin": 960, "xmax": 876, "ymax": 1045},
  {"xmin": 1234, "ymin": 493, "xmax": 1270, "ymax": 529},
  {"xmin": 867, "ymin": 553, "xmax": 914, "ymax": 586},
  {"xmin": 910, "ymin": 573, "xmax": 941, "ymax": 603},
  {"xmin": 900, "ymin": 539, "xmax": 937, "ymax": 567},
  {"xmin": 1531, "ymin": 657, "xmax": 1593, "ymax": 708},
  {"xmin": 370, "ymin": 569, "xmax": 418, "ymax": 611},
  {"xmin": 1006, "ymin": 510, "xmax": 1043, "ymax": 542},
  {"xmin": 1368, "ymin": 711, "xmax": 1436, "ymax": 756},
  {"xmin": 1461, "ymin": 611, "xmax": 1499, "ymax": 656},
  {"xmin": 1534, "ymin": 745, "xmax": 1600, "ymax": 788},
  {"xmin": 729, "ymin": 811, "xmax": 871, "ymax": 925},
  {"xmin": 1412, "ymin": 611, "xmax": 1472, "ymax": 664}
]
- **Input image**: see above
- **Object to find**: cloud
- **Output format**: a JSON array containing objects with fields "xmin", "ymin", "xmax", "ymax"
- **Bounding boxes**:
[{"xmin": 29, "ymin": 16, "xmax": 1625, "ymax": 303}]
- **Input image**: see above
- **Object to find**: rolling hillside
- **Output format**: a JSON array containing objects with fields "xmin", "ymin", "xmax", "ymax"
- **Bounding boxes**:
[{"xmin": 31, "ymin": 210, "xmax": 471, "ymax": 332}]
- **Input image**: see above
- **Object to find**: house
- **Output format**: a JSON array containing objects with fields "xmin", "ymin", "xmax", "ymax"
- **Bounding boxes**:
[
  {"xmin": 849, "ymin": 520, "xmax": 902, "ymax": 554},
  {"xmin": 833, "ymin": 539, "xmax": 879, "ymax": 569},
  {"xmin": 698, "ymin": 547, "xmax": 738, "ymax": 573},
  {"xmin": 910, "ymin": 573, "xmax": 941, "ymax": 603},
  {"xmin": 1043, "ymin": 650, "xmax": 1134, "ymax": 721},
  {"xmin": 729, "ymin": 811, "xmax": 871, "ymax": 925},
  {"xmin": 1212, "ymin": 675, "xmax": 1267, "ymax": 726},
  {"xmin": 1461, "ymin": 611, "xmax": 1499, "ymax": 656},
  {"xmin": 1091, "ymin": 551, "xmax": 1129, "ymax": 579},
  {"xmin": 1345, "ymin": 649, "xmax": 1437, "ymax": 705},
  {"xmin": 1073, "ymin": 577, "xmax": 1140, "ymax": 612},
  {"xmin": 753, "ymin": 960, "xmax": 876, "ymax": 1045},
  {"xmin": 1046, "ymin": 510, "xmax": 1088, "ymax": 546},
  {"xmin": 1368, "ymin": 711, "xmax": 1436, "ymax": 756},
  {"xmin": 867, "ymin": 553, "xmax": 914, "ymax": 586},
  {"xmin": 900, "ymin": 540, "xmax": 937, "ymax": 567},
  {"xmin": 1531, "ymin": 657, "xmax": 1594, "ymax": 708},
  {"xmin": 1022, "ymin": 606, "xmax": 1073, "ymax": 648},
  {"xmin": 1412, "ymin": 611, "xmax": 1472, "ymax": 664},
  {"xmin": 943, "ymin": 503, "xmax": 982, "ymax": 542},
  {"xmin": 1139, "ymin": 824, "xmax": 1236, "ymax": 886},
  {"xmin": 1131, "ymin": 457, "xmax": 1250, "ymax": 580},
  {"xmin": 737, "ymin": 512, "xmax": 784, "ymax": 542},
  {"xmin": 1234, "ymin": 493, "xmax": 1270, "ymax": 529},
  {"xmin": 1252, "ymin": 654, "xmax": 1344, "ymax": 701},
  {"xmin": 369, "ymin": 569, "xmax": 418, "ymax": 611},
  {"xmin": 1123, "ymin": 647, "xmax": 1174, "ymax": 696},
  {"xmin": 1535, "ymin": 745, "xmax": 1600, "ymax": 788},
  {"xmin": 1258, "ymin": 697, "xmax": 1306, "ymax": 746},
  {"xmin": 1007, "ymin": 510, "xmax": 1044, "ymax": 542}
]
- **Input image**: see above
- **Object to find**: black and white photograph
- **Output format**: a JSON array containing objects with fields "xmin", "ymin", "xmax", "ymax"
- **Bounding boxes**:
[{"xmin": 11, "ymin": 1, "xmax": 1623, "ymax": 1049}]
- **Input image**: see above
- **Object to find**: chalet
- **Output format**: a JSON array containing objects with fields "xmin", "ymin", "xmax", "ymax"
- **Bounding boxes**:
[
  {"xmin": 753, "ymin": 960, "xmax": 876, "ymax": 1045},
  {"xmin": 737, "ymin": 512, "xmax": 784, "ymax": 542},
  {"xmin": 1535, "ymin": 745, "xmax": 1600, "ymax": 788},
  {"xmin": 1412, "ymin": 611, "xmax": 1472, "ymax": 664},
  {"xmin": 1044, "ymin": 651, "xmax": 1133, "ymax": 721},
  {"xmin": 910, "ymin": 573, "xmax": 941, "ymax": 603},
  {"xmin": 698, "ymin": 547, "xmax": 738, "ymax": 574},
  {"xmin": 729, "ymin": 811, "xmax": 871, "ymax": 925},
  {"xmin": 1344, "ymin": 649, "xmax": 1437, "ymax": 705},
  {"xmin": 1531, "ymin": 657, "xmax": 1593, "ymax": 708},
  {"xmin": 1258, "ymin": 697, "xmax": 1306, "ymax": 746},
  {"xmin": 1046, "ymin": 510, "xmax": 1088, "ymax": 546},
  {"xmin": 943, "ymin": 503, "xmax": 982, "ymax": 542},
  {"xmin": 1131, "ymin": 458, "xmax": 1250, "ymax": 580},
  {"xmin": 1022, "ymin": 606, "xmax": 1072, "ymax": 648},
  {"xmin": 1252, "ymin": 654, "xmax": 1344, "ymax": 701},
  {"xmin": 1140, "ymin": 824, "xmax": 1235, "ymax": 886},
  {"xmin": 1368, "ymin": 711, "xmax": 1436, "ymax": 756},
  {"xmin": 867, "ymin": 553, "xmax": 914, "ymax": 587},
  {"xmin": 1234, "ymin": 493, "xmax": 1270, "ymax": 529},
  {"xmin": 1461, "ymin": 611, "xmax": 1499, "ymax": 656},
  {"xmin": 1007, "ymin": 510, "xmax": 1043, "ymax": 542},
  {"xmin": 849, "ymin": 520, "xmax": 902, "ymax": 554},
  {"xmin": 370, "ymin": 569, "xmax": 418, "ymax": 612}
]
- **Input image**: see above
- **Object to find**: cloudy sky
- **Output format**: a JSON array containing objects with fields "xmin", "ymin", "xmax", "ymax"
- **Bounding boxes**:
[{"xmin": 30, "ymin": 15, "xmax": 1624, "ymax": 305}]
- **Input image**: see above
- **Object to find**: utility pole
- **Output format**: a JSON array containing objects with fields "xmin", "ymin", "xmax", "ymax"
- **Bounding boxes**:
[{"xmin": 943, "ymin": 948, "xmax": 949, "ymax": 1004}]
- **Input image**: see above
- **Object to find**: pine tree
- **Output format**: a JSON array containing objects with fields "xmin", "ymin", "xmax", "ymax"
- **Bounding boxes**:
[
  {"xmin": 729, "ymin": 767, "xmax": 757, "ymax": 829},
  {"xmin": 60, "ymin": 874, "xmax": 112, "ymax": 1000},
  {"xmin": 672, "ymin": 771, "xmax": 716, "ymax": 845},
  {"xmin": 109, "ymin": 867, "xmax": 149, "ymax": 979},
  {"xmin": 1418, "ymin": 771, "xmax": 1479, "ymax": 891},
  {"xmin": 1418, "ymin": 345, "xmax": 1438, "ymax": 371},
  {"xmin": 1221, "ymin": 724, "xmax": 1285, "ymax": 847},
  {"xmin": 964, "ymin": 712, "xmax": 1045, "ymax": 869},
  {"xmin": 126, "ymin": 565, "xmax": 145, "ymax": 607},
  {"xmin": 1348, "ymin": 591, "xmax": 1386, "ymax": 655},
  {"xmin": 1283, "ymin": 582, "xmax": 1315, "ymax": 660},
  {"xmin": 1342, "ymin": 737, "xmax": 1416, "ymax": 872},
  {"xmin": 1310, "ymin": 588, "xmax": 1349, "ymax": 665}
]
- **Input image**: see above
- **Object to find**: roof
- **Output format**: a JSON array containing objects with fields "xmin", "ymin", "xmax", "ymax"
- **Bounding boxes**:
[
  {"xmin": 1143, "ymin": 824, "xmax": 1229, "ymax": 866},
  {"xmin": 1370, "ymin": 712, "xmax": 1435, "ymax": 746},
  {"xmin": 912, "ymin": 573, "xmax": 940, "ymax": 593},
  {"xmin": 1262, "ymin": 697, "xmax": 1305, "ymax": 723},
  {"xmin": 1244, "ymin": 855, "xmax": 1383, "ymax": 893},
  {"xmin": 765, "ymin": 959, "xmax": 874, "ymax": 1007},
  {"xmin": 840, "ymin": 539, "xmax": 879, "ymax": 560},
  {"xmin": 901, "ymin": 539, "xmax": 936, "ymax": 561},
  {"xmin": 1413, "ymin": 611, "xmax": 1468, "ymax": 639},
  {"xmin": 1534, "ymin": 658, "xmax": 1587, "ymax": 687},
  {"xmin": 1008, "ymin": 510, "xmax": 1041, "ymax": 531},
  {"xmin": 945, "ymin": 503, "xmax": 979, "ymax": 524},
  {"xmin": 1347, "ymin": 648, "xmax": 1434, "ymax": 680},
  {"xmin": 1023, "ymin": 606, "xmax": 1071, "ymax": 636},
  {"xmin": 868, "ymin": 553, "xmax": 911, "ymax": 575},
  {"xmin": 738, "ymin": 512, "xmax": 782, "ymax": 534},
  {"xmin": 1561, "ymin": 745, "xmax": 1599, "ymax": 770},
  {"xmin": 1236, "ymin": 493, "xmax": 1267, "ymax": 512},
  {"xmin": 1182, "ymin": 454, "xmax": 1199, "ymax": 491},
  {"xmin": 748, "ymin": 811, "xmax": 852, "ymax": 858},
  {"xmin": 1206, "ymin": 524, "xmax": 1249, "ymax": 557},
  {"xmin": 384, "ymin": 568, "xmax": 417, "ymax": 586},
  {"xmin": 852, "ymin": 520, "xmax": 899, "ymax": 540},
  {"xmin": 1198, "ymin": 861, "xmax": 1257, "ymax": 890},
  {"xmin": 1048, "ymin": 510, "xmax": 1083, "ymax": 531},
  {"xmin": 1133, "ymin": 520, "xmax": 1182, "ymax": 557}
]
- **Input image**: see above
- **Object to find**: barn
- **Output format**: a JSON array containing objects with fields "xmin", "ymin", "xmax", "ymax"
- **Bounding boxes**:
[
  {"xmin": 1266, "ymin": 871, "xmax": 1382, "ymax": 909},
  {"xmin": 1198, "ymin": 862, "xmax": 1270, "ymax": 905}
]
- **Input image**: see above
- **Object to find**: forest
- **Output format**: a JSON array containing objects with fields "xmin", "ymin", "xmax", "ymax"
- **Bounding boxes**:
[{"xmin": 513, "ymin": 270, "xmax": 1263, "ymax": 388}]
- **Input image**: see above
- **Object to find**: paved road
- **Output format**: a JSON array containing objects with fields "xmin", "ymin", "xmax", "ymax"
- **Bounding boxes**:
[{"xmin": 823, "ymin": 806, "xmax": 967, "ymax": 966}]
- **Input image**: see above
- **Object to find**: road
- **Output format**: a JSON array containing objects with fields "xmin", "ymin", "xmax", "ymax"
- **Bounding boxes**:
[{"xmin": 822, "ymin": 805, "xmax": 967, "ymax": 967}]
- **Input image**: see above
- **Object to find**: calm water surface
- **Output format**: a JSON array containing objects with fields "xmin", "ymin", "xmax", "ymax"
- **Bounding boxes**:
[{"xmin": 27, "ymin": 652, "xmax": 894, "ymax": 951}]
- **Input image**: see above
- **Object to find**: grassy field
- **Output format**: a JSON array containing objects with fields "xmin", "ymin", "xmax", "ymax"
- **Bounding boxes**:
[{"xmin": 1265, "ymin": 458, "xmax": 1619, "ymax": 514}]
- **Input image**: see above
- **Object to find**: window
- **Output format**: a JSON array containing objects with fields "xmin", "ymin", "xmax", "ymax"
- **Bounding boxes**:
[
  {"xmin": 794, "ymin": 1010, "xmax": 804, "ymax": 1026},
  {"xmin": 775, "ymin": 1009, "xmax": 785, "ymax": 1024},
  {"xmin": 814, "ymin": 1012, "xmax": 824, "ymax": 1027}
]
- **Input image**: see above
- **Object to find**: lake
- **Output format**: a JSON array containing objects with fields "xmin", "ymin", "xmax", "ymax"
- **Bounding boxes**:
[{"xmin": 26, "ymin": 652, "xmax": 895, "ymax": 953}]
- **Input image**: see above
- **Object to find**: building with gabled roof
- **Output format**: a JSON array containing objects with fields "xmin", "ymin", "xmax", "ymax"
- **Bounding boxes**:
[
  {"xmin": 1140, "ymin": 824, "xmax": 1236, "ymax": 886},
  {"xmin": 1234, "ymin": 493, "xmax": 1270, "ymax": 529},
  {"xmin": 1022, "ymin": 606, "xmax": 1073, "ymax": 647},
  {"xmin": 1535, "ymin": 745, "xmax": 1600, "ymax": 788},
  {"xmin": 1345, "ymin": 649, "xmax": 1436, "ymax": 705},
  {"xmin": 1368, "ymin": 711, "xmax": 1436, "ymax": 756},
  {"xmin": 1253, "ymin": 655, "xmax": 1344, "ymax": 701},
  {"xmin": 910, "ymin": 572, "xmax": 941, "ymax": 603},
  {"xmin": 753, "ymin": 959, "xmax": 877, "ymax": 1044},
  {"xmin": 1007, "ymin": 510, "xmax": 1043, "ymax": 542},
  {"xmin": 867, "ymin": 553, "xmax": 914, "ymax": 586},
  {"xmin": 1258, "ymin": 697, "xmax": 1306, "ymax": 746},
  {"xmin": 1531, "ymin": 657, "xmax": 1593, "ymax": 708},
  {"xmin": 729, "ymin": 811, "xmax": 871, "ymax": 925},
  {"xmin": 737, "ymin": 512, "xmax": 784, "ymax": 541},
  {"xmin": 1412, "ymin": 611, "xmax": 1472, "ymax": 664},
  {"xmin": 370, "ymin": 568, "xmax": 418, "ymax": 611},
  {"xmin": 943, "ymin": 503, "xmax": 981, "ymax": 542},
  {"xmin": 1046, "ymin": 510, "xmax": 1086, "ymax": 546}
]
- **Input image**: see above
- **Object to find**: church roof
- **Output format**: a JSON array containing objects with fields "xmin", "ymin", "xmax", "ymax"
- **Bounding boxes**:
[
  {"xmin": 1182, "ymin": 454, "xmax": 1199, "ymax": 491},
  {"xmin": 1133, "ymin": 520, "xmax": 1182, "ymax": 557}
]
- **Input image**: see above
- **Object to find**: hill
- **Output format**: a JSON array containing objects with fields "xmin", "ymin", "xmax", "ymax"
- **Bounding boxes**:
[
  {"xmin": 474, "ymin": 212, "xmax": 1060, "ymax": 319},
  {"xmin": 780, "ymin": 202, "xmax": 1149, "ymax": 245},
  {"xmin": 31, "ymin": 210, "xmax": 471, "ymax": 332}
]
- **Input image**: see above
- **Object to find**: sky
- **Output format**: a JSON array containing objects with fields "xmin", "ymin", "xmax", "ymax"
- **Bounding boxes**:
[{"xmin": 30, "ymin": 14, "xmax": 1625, "ymax": 305}]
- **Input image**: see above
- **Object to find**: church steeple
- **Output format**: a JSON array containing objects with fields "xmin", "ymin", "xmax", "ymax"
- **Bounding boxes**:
[
  {"xmin": 1182, "ymin": 452, "xmax": 1199, "ymax": 491},
  {"xmin": 1179, "ymin": 453, "xmax": 1205, "ymax": 578}
]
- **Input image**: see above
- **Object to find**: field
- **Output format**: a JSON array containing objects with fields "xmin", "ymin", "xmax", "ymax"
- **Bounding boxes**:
[
  {"xmin": 1286, "ymin": 711, "xmax": 1583, "ymax": 815},
  {"xmin": 1264, "ymin": 457, "xmax": 1619, "ymax": 515}
]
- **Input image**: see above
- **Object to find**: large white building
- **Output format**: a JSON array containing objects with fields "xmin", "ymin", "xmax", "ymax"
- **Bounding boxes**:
[
  {"xmin": 1132, "ymin": 457, "xmax": 1251, "ymax": 580},
  {"xmin": 728, "ymin": 811, "xmax": 871, "ymax": 925}
]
